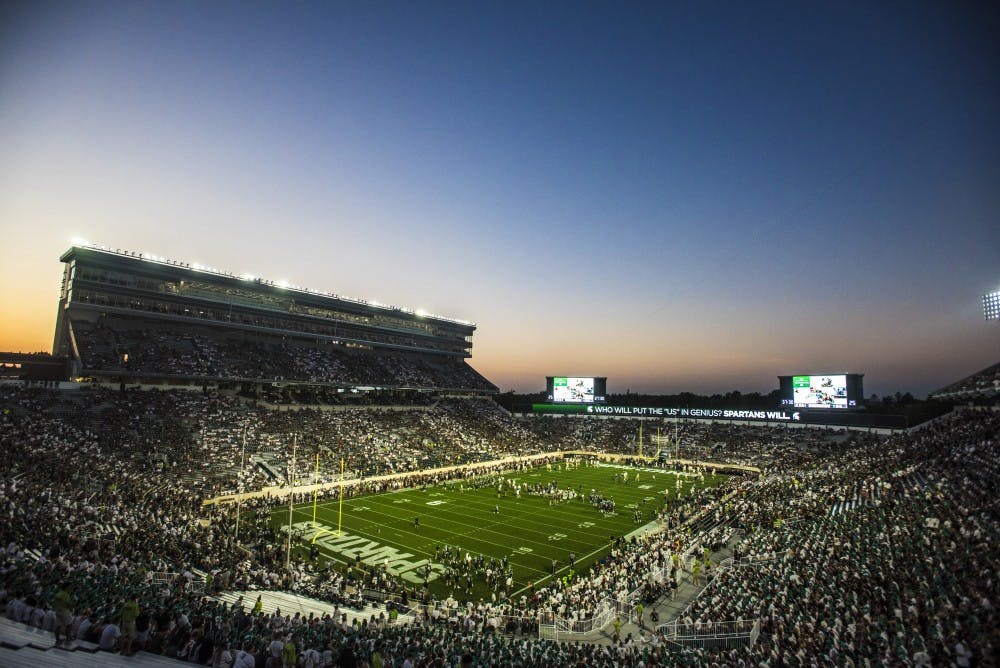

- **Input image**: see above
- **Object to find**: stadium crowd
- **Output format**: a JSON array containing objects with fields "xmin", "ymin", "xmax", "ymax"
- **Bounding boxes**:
[
  {"xmin": 678, "ymin": 409, "xmax": 1000, "ymax": 666},
  {"xmin": 72, "ymin": 319, "xmax": 495, "ymax": 391},
  {"xmin": 0, "ymin": 380, "xmax": 996, "ymax": 666}
]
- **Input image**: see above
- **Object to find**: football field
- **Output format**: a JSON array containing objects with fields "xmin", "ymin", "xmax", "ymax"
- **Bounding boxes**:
[{"xmin": 274, "ymin": 461, "xmax": 727, "ymax": 600}]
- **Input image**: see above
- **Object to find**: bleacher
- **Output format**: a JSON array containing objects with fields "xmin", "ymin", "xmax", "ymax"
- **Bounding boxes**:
[
  {"xmin": 72, "ymin": 317, "xmax": 496, "ymax": 392},
  {"xmin": 828, "ymin": 479, "xmax": 881, "ymax": 516},
  {"xmin": 0, "ymin": 618, "xmax": 180, "ymax": 667},
  {"xmin": 931, "ymin": 360, "xmax": 1000, "ymax": 399},
  {"xmin": 2, "ymin": 322, "xmax": 998, "ymax": 666}
]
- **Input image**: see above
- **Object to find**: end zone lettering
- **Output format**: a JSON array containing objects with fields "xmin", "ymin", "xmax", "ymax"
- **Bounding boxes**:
[{"xmin": 289, "ymin": 522, "xmax": 445, "ymax": 583}]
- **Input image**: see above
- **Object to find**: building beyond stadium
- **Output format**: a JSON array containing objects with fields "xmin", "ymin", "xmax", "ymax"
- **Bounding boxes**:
[{"xmin": 52, "ymin": 244, "xmax": 496, "ymax": 392}]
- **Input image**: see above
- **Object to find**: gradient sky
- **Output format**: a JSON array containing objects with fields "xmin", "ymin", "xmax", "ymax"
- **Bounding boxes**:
[{"xmin": 1, "ymin": 1, "xmax": 997, "ymax": 396}]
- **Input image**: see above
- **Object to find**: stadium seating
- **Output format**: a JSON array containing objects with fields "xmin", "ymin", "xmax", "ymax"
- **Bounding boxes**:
[
  {"xmin": 931, "ymin": 361, "xmax": 1000, "ymax": 399},
  {"xmin": 70, "ymin": 318, "xmax": 496, "ymax": 391},
  {"xmin": 1, "ymin": 378, "xmax": 996, "ymax": 666}
]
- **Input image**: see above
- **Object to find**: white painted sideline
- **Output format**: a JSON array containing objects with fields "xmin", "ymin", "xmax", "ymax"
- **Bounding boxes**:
[{"xmin": 203, "ymin": 451, "xmax": 760, "ymax": 506}]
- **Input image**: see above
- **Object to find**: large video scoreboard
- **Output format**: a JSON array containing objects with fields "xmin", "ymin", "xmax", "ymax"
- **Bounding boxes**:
[
  {"xmin": 546, "ymin": 376, "xmax": 607, "ymax": 403},
  {"xmin": 779, "ymin": 373, "xmax": 864, "ymax": 409}
]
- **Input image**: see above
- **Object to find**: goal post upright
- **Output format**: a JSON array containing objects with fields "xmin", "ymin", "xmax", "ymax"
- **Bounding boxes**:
[
  {"xmin": 338, "ymin": 457, "xmax": 345, "ymax": 536},
  {"xmin": 312, "ymin": 452, "xmax": 319, "ymax": 526}
]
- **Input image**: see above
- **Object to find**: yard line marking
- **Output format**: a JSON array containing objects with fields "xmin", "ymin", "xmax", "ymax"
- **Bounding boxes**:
[
  {"xmin": 290, "ymin": 505, "xmax": 548, "ymax": 576},
  {"xmin": 509, "ymin": 539, "xmax": 614, "ymax": 599},
  {"xmin": 346, "ymin": 497, "xmax": 589, "ymax": 554},
  {"xmin": 276, "ymin": 462, "xmax": 726, "ymax": 597}
]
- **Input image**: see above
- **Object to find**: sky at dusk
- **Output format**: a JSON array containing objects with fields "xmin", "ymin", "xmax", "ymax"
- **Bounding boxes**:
[{"xmin": 1, "ymin": 1, "xmax": 997, "ymax": 396}]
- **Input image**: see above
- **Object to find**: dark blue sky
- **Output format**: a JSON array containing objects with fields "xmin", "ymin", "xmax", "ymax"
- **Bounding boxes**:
[{"xmin": 1, "ymin": 1, "xmax": 997, "ymax": 395}]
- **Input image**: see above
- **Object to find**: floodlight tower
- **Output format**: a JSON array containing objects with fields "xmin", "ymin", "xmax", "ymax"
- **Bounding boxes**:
[{"xmin": 984, "ymin": 290, "xmax": 1000, "ymax": 321}]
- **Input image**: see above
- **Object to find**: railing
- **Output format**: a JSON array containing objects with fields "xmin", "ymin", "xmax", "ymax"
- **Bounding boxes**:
[
  {"xmin": 537, "ymin": 558, "xmax": 676, "ymax": 640},
  {"xmin": 150, "ymin": 572, "xmax": 175, "ymax": 587},
  {"xmin": 149, "ymin": 571, "xmax": 208, "ymax": 594},
  {"xmin": 394, "ymin": 598, "xmax": 537, "ymax": 633},
  {"xmin": 726, "ymin": 552, "xmax": 783, "ymax": 568},
  {"xmin": 657, "ymin": 618, "xmax": 759, "ymax": 651},
  {"xmin": 538, "ymin": 602, "xmax": 616, "ymax": 640}
]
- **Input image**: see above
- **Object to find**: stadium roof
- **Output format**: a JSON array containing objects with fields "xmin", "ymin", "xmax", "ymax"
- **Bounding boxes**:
[{"xmin": 66, "ymin": 239, "xmax": 475, "ymax": 327}]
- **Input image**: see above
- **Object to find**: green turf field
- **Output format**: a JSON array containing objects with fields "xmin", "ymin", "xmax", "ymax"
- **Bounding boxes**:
[{"xmin": 273, "ymin": 460, "xmax": 727, "ymax": 600}]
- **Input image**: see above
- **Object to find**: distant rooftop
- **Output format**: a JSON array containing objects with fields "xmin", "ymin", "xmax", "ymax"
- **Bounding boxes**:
[{"xmin": 67, "ymin": 239, "xmax": 475, "ymax": 327}]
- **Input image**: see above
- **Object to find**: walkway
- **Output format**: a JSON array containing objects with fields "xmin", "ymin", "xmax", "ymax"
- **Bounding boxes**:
[{"xmin": 549, "ymin": 531, "xmax": 740, "ymax": 645}]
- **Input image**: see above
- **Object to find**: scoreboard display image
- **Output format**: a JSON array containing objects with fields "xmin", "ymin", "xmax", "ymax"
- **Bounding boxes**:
[
  {"xmin": 546, "ymin": 376, "xmax": 607, "ymax": 403},
  {"xmin": 779, "ymin": 374, "xmax": 864, "ymax": 409},
  {"xmin": 793, "ymin": 374, "xmax": 848, "ymax": 408},
  {"xmin": 554, "ymin": 377, "xmax": 593, "ymax": 403}
]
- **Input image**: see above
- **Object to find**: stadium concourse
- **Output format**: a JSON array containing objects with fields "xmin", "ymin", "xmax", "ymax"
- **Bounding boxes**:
[{"xmin": 0, "ymin": 375, "xmax": 998, "ymax": 665}]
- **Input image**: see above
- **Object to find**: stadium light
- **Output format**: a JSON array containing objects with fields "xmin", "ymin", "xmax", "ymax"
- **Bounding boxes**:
[{"xmin": 984, "ymin": 290, "xmax": 1000, "ymax": 320}]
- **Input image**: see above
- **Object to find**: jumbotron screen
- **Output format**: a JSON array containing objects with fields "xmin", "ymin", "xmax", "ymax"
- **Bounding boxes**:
[
  {"xmin": 546, "ymin": 376, "xmax": 607, "ymax": 403},
  {"xmin": 779, "ymin": 374, "xmax": 864, "ymax": 409}
]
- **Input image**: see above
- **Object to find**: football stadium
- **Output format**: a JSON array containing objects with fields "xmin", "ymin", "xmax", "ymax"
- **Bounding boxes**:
[{"xmin": 0, "ymin": 242, "xmax": 996, "ymax": 667}]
